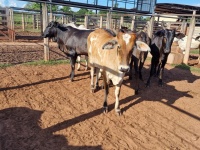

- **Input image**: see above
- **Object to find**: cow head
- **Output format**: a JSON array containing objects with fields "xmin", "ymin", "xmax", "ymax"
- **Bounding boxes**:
[
  {"xmin": 102, "ymin": 29, "xmax": 136, "ymax": 73},
  {"xmin": 136, "ymin": 30, "xmax": 151, "ymax": 46},
  {"xmin": 154, "ymin": 29, "xmax": 185, "ymax": 53},
  {"xmin": 42, "ymin": 21, "xmax": 59, "ymax": 40}
]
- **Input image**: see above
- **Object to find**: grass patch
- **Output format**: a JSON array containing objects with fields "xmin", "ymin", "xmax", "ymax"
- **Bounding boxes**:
[
  {"xmin": 190, "ymin": 49, "xmax": 199, "ymax": 55},
  {"xmin": 171, "ymin": 63, "xmax": 200, "ymax": 73},
  {"xmin": 23, "ymin": 60, "xmax": 70, "ymax": 66},
  {"xmin": 0, "ymin": 63, "xmax": 12, "ymax": 69}
]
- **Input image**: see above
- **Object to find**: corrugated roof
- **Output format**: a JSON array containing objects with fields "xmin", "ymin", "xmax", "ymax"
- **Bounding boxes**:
[{"xmin": 155, "ymin": 3, "xmax": 200, "ymax": 15}]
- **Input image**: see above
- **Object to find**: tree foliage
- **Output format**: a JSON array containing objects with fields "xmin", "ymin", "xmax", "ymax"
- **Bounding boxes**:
[
  {"xmin": 24, "ymin": 2, "xmax": 59, "ymax": 11},
  {"xmin": 60, "ymin": 6, "xmax": 72, "ymax": 13},
  {"xmin": 76, "ymin": 8, "xmax": 94, "ymax": 15}
]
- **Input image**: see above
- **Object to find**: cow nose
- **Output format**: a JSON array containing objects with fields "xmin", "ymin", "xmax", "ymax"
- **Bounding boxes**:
[{"xmin": 119, "ymin": 65, "xmax": 130, "ymax": 73}]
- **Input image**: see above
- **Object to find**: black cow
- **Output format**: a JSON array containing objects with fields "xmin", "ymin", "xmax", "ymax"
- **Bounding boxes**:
[
  {"xmin": 42, "ymin": 21, "xmax": 94, "ymax": 81},
  {"xmin": 129, "ymin": 29, "xmax": 151, "ymax": 94},
  {"xmin": 146, "ymin": 29, "xmax": 184, "ymax": 87}
]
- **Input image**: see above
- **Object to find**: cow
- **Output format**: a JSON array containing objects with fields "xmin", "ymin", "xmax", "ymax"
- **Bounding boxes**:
[
  {"xmin": 87, "ymin": 28, "xmax": 150, "ymax": 115},
  {"xmin": 129, "ymin": 29, "xmax": 151, "ymax": 94},
  {"xmin": 63, "ymin": 22, "xmax": 89, "ymax": 71},
  {"xmin": 146, "ymin": 28, "xmax": 185, "ymax": 87},
  {"xmin": 174, "ymin": 35, "xmax": 200, "ymax": 64},
  {"xmin": 42, "ymin": 21, "xmax": 94, "ymax": 81}
]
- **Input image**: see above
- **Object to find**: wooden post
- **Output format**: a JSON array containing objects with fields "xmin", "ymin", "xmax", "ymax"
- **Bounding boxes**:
[
  {"xmin": 9, "ymin": 8, "xmax": 14, "ymax": 30},
  {"xmin": 42, "ymin": 2, "xmax": 49, "ymax": 61},
  {"xmin": 49, "ymin": 0, "xmax": 53, "ymax": 22},
  {"xmin": 131, "ymin": 15, "xmax": 135, "ymax": 31},
  {"xmin": 84, "ymin": 15, "xmax": 89, "ymax": 29},
  {"xmin": 183, "ymin": 11, "xmax": 196, "ymax": 65},
  {"xmin": 180, "ymin": 20, "xmax": 187, "ymax": 34},
  {"xmin": 32, "ymin": 14, "xmax": 35, "ymax": 29},
  {"xmin": 22, "ymin": 13, "xmax": 25, "ymax": 31},
  {"xmin": 26, "ymin": 14, "xmax": 28, "ymax": 27},
  {"xmin": 61, "ymin": 15, "xmax": 64, "ymax": 24},
  {"xmin": 36, "ymin": 14, "xmax": 39, "ymax": 30},
  {"xmin": 147, "ymin": 14, "xmax": 155, "ymax": 39},
  {"xmin": 106, "ymin": 12, "xmax": 111, "ymax": 29},
  {"xmin": 120, "ymin": 16, "xmax": 124, "ymax": 28},
  {"xmin": 66, "ymin": 16, "xmax": 69, "ymax": 24},
  {"xmin": 100, "ymin": 16, "xmax": 103, "ymax": 28}
]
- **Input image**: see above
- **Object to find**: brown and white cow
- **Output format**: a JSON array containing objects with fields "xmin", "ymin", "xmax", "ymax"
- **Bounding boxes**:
[{"xmin": 87, "ymin": 28, "xmax": 150, "ymax": 115}]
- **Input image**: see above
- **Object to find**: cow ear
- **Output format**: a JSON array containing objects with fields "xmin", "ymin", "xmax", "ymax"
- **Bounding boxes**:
[
  {"xmin": 136, "ymin": 41, "xmax": 151, "ymax": 52},
  {"xmin": 195, "ymin": 35, "xmax": 200, "ymax": 41},
  {"xmin": 102, "ymin": 40, "xmax": 118, "ymax": 50},
  {"xmin": 175, "ymin": 33, "xmax": 185, "ymax": 39}
]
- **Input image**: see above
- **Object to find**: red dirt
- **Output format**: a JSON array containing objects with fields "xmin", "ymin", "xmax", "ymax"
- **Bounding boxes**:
[{"xmin": 0, "ymin": 59, "xmax": 200, "ymax": 150}]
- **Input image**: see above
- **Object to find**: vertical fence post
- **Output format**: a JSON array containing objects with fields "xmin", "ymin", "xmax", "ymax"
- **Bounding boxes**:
[
  {"xmin": 49, "ymin": 0, "xmax": 53, "ymax": 22},
  {"xmin": 100, "ymin": 16, "xmax": 103, "ymax": 28},
  {"xmin": 32, "ymin": 14, "xmax": 35, "ymax": 29},
  {"xmin": 22, "ymin": 13, "xmax": 25, "ymax": 31},
  {"xmin": 36, "ymin": 14, "xmax": 39, "ymax": 30},
  {"xmin": 131, "ymin": 15, "xmax": 135, "ymax": 31},
  {"xmin": 183, "ymin": 11, "xmax": 196, "ymax": 65},
  {"xmin": 180, "ymin": 20, "xmax": 187, "ymax": 34},
  {"xmin": 148, "ymin": 14, "xmax": 155, "ymax": 39},
  {"xmin": 106, "ymin": 12, "xmax": 111, "ymax": 29},
  {"xmin": 120, "ymin": 16, "xmax": 124, "ymax": 28},
  {"xmin": 84, "ymin": 15, "xmax": 89, "ymax": 29},
  {"xmin": 42, "ymin": 2, "xmax": 49, "ymax": 61}
]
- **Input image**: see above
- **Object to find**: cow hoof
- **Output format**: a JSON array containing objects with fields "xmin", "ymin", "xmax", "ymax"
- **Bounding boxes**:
[
  {"xmin": 103, "ymin": 107, "xmax": 108, "ymax": 113},
  {"xmin": 135, "ymin": 90, "xmax": 139, "ymax": 95},
  {"xmin": 145, "ymin": 84, "xmax": 150, "ymax": 88},
  {"xmin": 115, "ymin": 109, "xmax": 121, "ymax": 116},
  {"xmin": 69, "ymin": 79, "xmax": 73, "ymax": 82},
  {"xmin": 91, "ymin": 89, "xmax": 95, "ymax": 93},
  {"xmin": 95, "ymin": 85, "xmax": 100, "ymax": 91}
]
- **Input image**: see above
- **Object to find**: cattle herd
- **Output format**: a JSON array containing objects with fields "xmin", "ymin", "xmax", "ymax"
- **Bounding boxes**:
[{"xmin": 42, "ymin": 21, "xmax": 188, "ymax": 115}]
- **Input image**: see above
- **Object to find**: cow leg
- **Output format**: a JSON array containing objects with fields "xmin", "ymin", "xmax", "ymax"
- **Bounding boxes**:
[
  {"xmin": 90, "ymin": 65, "xmax": 95, "ymax": 93},
  {"xmin": 158, "ymin": 54, "xmax": 168, "ymax": 86},
  {"xmin": 76, "ymin": 56, "xmax": 81, "ymax": 71},
  {"xmin": 85, "ymin": 56, "xmax": 89, "ymax": 71},
  {"xmin": 139, "ymin": 52, "xmax": 148, "ymax": 81},
  {"xmin": 95, "ymin": 67, "xmax": 100, "ymax": 90},
  {"xmin": 129, "ymin": 55, "xmax": 134, "ymax": 80},
  {"xmin": 102, "ymin": 71, "xmax": 109, "ymax": 113},
  {"xmin": 133, "ymin": 57, "xmax": 139, "ymax": 95},
  {"xmin": 69, "ymin": 55, "xmax": 77, "ymax": 82},
  {"xmin": 146, "ymin": 56, "xmax": 159, "ymax": 87},
  {"xmin": 114, "ymin": 85, "xmax": 121, "ymax": 115}
]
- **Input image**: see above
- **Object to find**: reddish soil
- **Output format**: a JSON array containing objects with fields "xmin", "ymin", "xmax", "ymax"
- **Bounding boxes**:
[{"xmin": 0, "ymin": 36, "xmax": 200, "ymax": 149}]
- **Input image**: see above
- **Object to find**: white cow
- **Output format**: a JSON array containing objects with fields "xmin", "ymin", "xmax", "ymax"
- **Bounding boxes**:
[{"xmin": 174, "ymin": 35, "xmax": 200, "ymax": 64}]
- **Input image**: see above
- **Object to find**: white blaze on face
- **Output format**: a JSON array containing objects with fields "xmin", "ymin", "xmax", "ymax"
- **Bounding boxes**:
[{"xmin": 122, "ymin": 34, "xmax": 131, "ymax": 45}]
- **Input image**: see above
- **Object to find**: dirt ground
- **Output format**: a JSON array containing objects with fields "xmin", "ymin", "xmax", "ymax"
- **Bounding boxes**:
[{"xmin": 0, "ymin": 36, "xmax": 200, "ymax": 149}]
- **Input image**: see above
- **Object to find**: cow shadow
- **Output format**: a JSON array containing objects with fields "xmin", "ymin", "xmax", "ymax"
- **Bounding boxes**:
[
  {"xmin": 121, "ymin": 64, "xmax": 200, "ymax": 120},
  {"xmin": 0, "ymin": 107, "xmax": 102, "ymax": 150},
  {"xmin": 0, "ymin": 70, "xmax": 90, "ymax": 92}
]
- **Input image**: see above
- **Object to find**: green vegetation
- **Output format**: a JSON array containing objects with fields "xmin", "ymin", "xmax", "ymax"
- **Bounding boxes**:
[
  {"xmin": 0, "ymin": 63, "xmax": 12, "ymax": 69},
  {"xmin": 171, "ymin": 63, "xmax": 200, "ymax": 73},
  {"xmin": 23, "ymin": 60, "xmax": 70, "ymax": 66},
  {"xmin": 190, "ymin": 49, "xmax": 199, "ymax": 55}
]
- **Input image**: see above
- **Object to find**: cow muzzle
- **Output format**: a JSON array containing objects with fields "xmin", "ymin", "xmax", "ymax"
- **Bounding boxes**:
[{"xmin": 119, "ymin": 65, "xmax": 130, "ymax": 73}]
